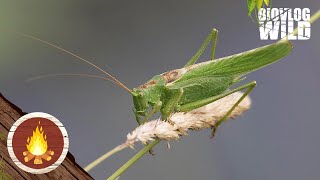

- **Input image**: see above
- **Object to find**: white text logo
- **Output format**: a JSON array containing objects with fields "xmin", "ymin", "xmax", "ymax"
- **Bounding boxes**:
[{"xmin": 258, "ymin": 8, "xmax": 311, "ymax": 40}]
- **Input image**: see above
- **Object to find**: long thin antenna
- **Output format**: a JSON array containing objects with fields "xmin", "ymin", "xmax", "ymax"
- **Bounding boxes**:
[
  {"xmin": 26, "ymin": 73, "xmax": 115, "ymax": 83},
  {"xmin": 6, "ymin": 29, "xmax": 132, "ymax": 93}
]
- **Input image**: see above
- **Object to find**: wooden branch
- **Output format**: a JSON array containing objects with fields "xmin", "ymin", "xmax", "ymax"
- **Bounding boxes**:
[{"xmin": 0, "ymin": 93, "xmax": 93, "ymax": 179}]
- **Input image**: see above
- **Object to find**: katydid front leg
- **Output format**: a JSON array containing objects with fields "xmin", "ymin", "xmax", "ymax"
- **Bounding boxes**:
[
  {"xmin": 133, "ymin": 109, "xmax": 144, "ymax": 125},
  {"xmin": 134, "ymin": 101, "xmax": 162, "ymax": 125},
  {"xmin": 141, "ymin": 101, "xmax": 162, "ymax": 124},
  {"xmin": 161, "ymin": 88, "xmax": 184, "ymax": 120}
]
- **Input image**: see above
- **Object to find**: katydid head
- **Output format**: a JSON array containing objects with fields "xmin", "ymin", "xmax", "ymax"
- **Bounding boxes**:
[
  {"xmin": 131, "ymin": 75, "xmax": 167, "ymax": 119},
  {"xmin": 132, "ymin": 89, "xmax": 148, "ymax": 116}
]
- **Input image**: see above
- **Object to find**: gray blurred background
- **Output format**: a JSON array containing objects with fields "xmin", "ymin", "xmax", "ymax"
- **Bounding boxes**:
[{"xmin": 0, "ymin": 0, "xmax": 319, "ymax": 179}]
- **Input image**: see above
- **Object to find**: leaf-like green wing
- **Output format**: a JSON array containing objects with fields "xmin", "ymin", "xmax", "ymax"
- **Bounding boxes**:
[
  {"xmin": 264, "ymin": 0, "xmax": 269, "ymax": 6},
  {"xmin": 208, "ymin": 41, "xmax": 292, "ymax": 76},
  {"xmin": 174, "ymin": 41, "xmax": 292, "ymax": 82}
]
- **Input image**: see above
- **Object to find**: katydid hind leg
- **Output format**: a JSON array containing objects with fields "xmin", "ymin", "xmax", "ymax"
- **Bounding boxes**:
[
  {"xmin": 184, "ymin": 28, "xmax": 218, "ymax": 67},
  {"xmin": 179, "ymin": 81, "xmax": 256, "ymax": 112},
  {"xmin": 210, "ymin": 28, "xmax": 218, "ymax": 60},
  {"xmin": 211, "ymin": 81, "xmax": 256, "ymax": 137}
]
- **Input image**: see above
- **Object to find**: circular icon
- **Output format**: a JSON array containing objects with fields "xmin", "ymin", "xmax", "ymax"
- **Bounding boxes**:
[{"xmin": 7, "ymin": 112, "xmax": 69, "ymax": 174}]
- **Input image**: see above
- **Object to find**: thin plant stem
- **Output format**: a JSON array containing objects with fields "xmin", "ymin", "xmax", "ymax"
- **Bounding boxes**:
[
  {"xmin": 84, "ymin": 144, "xmax": 128, "ymax": 172},
  {"xmin": 310, "ymin": 10, "xmax": 320, "ymax": 25},
  {"xmin": 281, "ymin": 9, "xmax": 320, "ymax": 41},
  {"xmin": 107, "ymin": 140, "xmax": 161, "ymax": 180}
]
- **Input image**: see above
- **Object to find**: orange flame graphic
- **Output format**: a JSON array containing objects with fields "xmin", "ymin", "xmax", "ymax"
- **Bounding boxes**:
[
  {"xmin": 23, "ymin": 121, "xmax": 54, "ymax": 164},
  {"xmin": 26, "ymin": 121, "xmax": 48, "ymax": 155}
]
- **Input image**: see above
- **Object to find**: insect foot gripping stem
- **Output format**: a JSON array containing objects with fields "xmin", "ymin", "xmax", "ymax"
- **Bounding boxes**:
[{"xmin": 210, "ymin": 126, "xmax": 218, "ymax": 138}]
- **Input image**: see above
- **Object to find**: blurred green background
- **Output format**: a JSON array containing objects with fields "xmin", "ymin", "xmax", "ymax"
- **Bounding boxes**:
[{"xmin": 0, "ymin": 0, "xmax": 319, "ymax": 179}]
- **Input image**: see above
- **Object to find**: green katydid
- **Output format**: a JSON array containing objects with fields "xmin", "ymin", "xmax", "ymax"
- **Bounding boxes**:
[
  {"xmin": 130, "ymin": 29, "xmax": 291, "ymax": 135},
  {"xmin": 11, "ymin": 28, "xmax": 292, "ymax": 135}
]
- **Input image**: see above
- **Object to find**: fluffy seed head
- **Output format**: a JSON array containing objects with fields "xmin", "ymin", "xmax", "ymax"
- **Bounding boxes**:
[{"xmin": 125, "ymin": 92, "xmax": 251, "ymax": 146}]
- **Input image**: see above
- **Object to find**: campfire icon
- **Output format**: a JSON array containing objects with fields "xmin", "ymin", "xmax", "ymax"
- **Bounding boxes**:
[
  {"xmin": 23, "ymin": 121, "xmax": 54, "ymax": 165},
  {"xmin": 7, "ymin": 112, "xmax": 69, "ymax": 174}
]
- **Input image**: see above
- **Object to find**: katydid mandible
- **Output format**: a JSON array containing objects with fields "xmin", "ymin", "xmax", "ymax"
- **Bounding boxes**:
[{"xmin": 13, "ymin": 28, "xmax": 292, "ymax": 135}]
